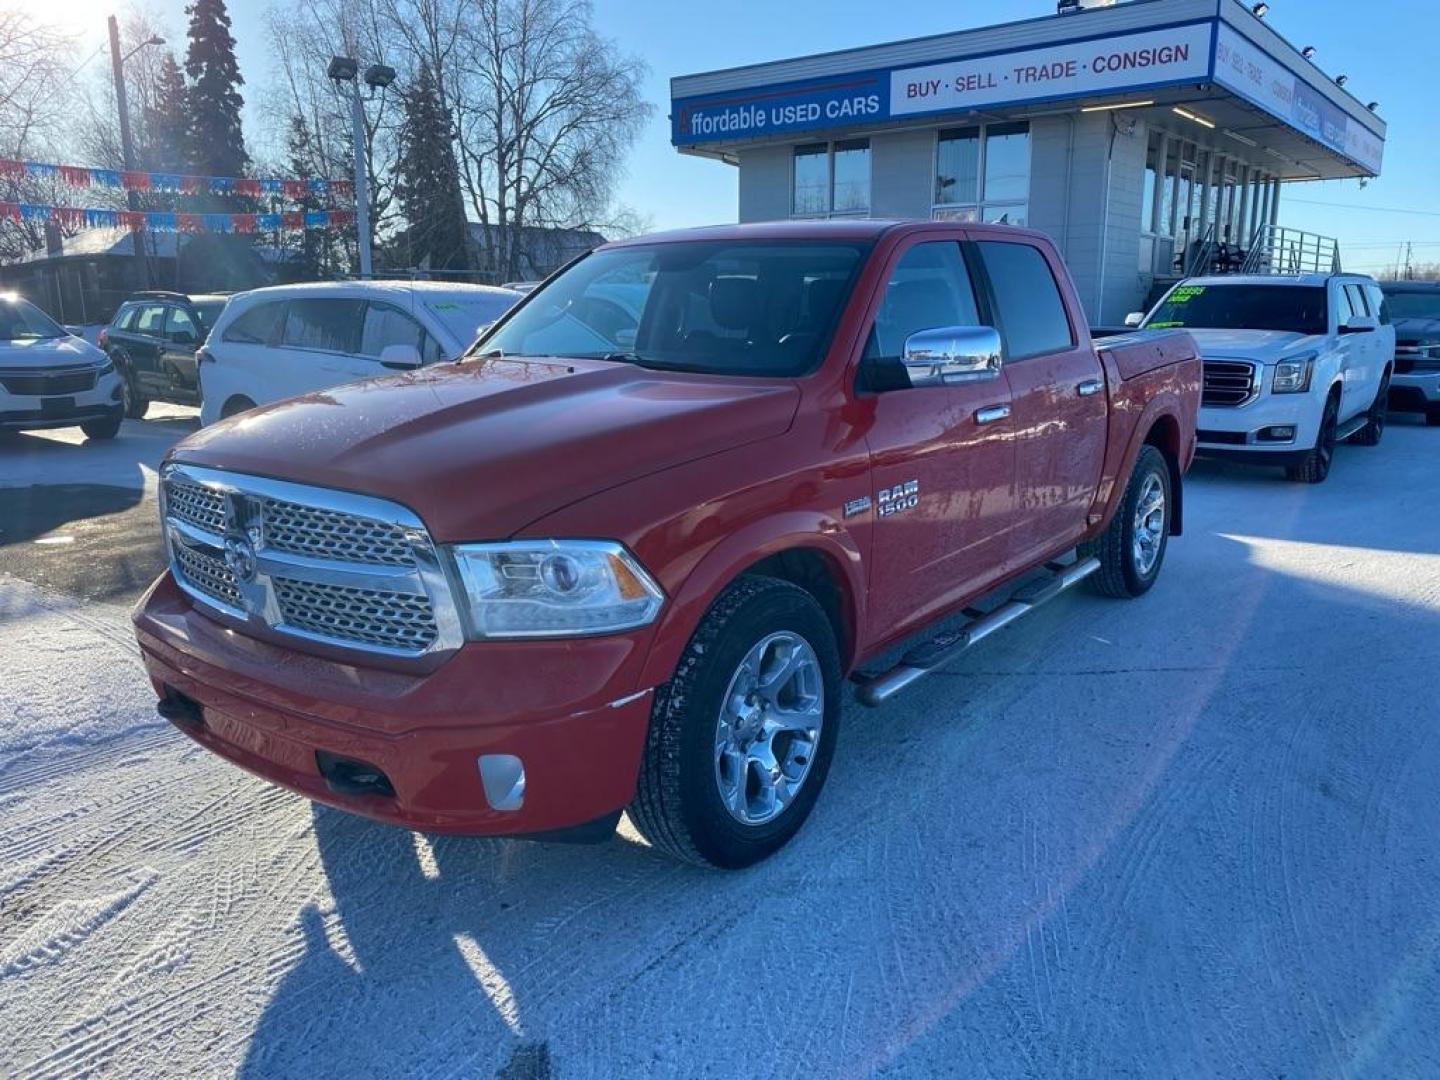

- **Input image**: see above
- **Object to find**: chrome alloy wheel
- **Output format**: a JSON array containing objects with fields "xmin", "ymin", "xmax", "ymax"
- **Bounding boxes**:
[
  {"xmin": 713, "ymin": 631, "xmax": 824, "ymax": 826},
  {"xmin": 1132, "ymin": 472, "xmax": 1166, "ymax": 577}
]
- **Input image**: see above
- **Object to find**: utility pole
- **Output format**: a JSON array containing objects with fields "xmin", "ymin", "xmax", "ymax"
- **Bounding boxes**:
[
  {"xmin": 1404, "ymin": 242, "xmax": 1414, "ymax": 281},
  {"xmin": 107, "ymin": 16, "xmax": 139, "ymax": 215}
]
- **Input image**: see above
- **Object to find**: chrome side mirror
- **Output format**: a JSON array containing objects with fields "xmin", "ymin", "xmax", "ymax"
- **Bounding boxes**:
[
  {"xmin": 1124, "ymin": 311, "xmax": 1145, "ymax": 327},
  {"xmin": 900, "ymin": 326, "xmax": 1003, "ymax": 388}
]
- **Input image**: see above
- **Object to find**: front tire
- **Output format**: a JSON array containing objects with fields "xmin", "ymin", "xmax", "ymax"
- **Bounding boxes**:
[
  {"xmin": 119, "ymin": 363, "xmax": 149, "ymax": 420},
  {"xmin": 1081, "ymin": 444, "xmax": 1171, "ymax": 599},
  {"xmin": 1285, "ymin": 393, "xmax": 1339, "ymax": 484},
  {"xmin": 629, "ymin": 576, "xmax": 842, "ymax": 868},
  {"xmin": 80, "ymin": 411, "xmax": 123, "ymax": 440}
]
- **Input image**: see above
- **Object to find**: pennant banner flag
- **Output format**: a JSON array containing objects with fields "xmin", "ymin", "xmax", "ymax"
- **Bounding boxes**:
[
  {"xmin": 0, "ymin": 159, "xmax": 354, "ymax": 202},
  {"xmin": 0, "ymin": 202, "xmax": 356, "ymax": 234}
]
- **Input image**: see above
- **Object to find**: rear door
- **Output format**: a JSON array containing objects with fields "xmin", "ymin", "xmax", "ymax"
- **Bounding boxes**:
[
  {"xmin": 972, "ymin": 234, "xmax": 1107, "ymax": 568},
  {"xmin": 859, "ymin": 235, "xmax": 1018, "ymax": 640},
  {"xmin": 276, "ymin": 297, "xmax": 370, "ymax": 399},
  {"xmin": 126, "ymin": 303, "xmax": 170, "ymax": 395},
  {"xmin": 161, "ymin": 304, "xmax": 203, "ymax": 402}
]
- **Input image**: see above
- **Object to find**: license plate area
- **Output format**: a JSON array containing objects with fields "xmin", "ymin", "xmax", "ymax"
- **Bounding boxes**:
[{"xmin": 40, "ymin": 396, "xmax": 76, "ymax": 416}]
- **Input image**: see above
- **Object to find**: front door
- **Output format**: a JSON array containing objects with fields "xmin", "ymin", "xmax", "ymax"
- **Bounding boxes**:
[
  {"xmin": 972, "ymin": 235, "xmax": 1107, "ymax": 568},
  {"xmin": 161, "ymin": 305, "xmax": 203, "ymax": 402},
  {"xmin": 127, "ymin": 302, "xmax": 169, "ymax": 396},
  {"xmin": 858, "ymin": 238, "xmax": 1018, "ymax": 642}
]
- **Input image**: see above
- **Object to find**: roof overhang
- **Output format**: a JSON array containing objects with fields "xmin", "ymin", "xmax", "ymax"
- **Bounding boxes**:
[{"xmin": 669, "ymin": 0, "xmax": 1385, "ymax": 180}]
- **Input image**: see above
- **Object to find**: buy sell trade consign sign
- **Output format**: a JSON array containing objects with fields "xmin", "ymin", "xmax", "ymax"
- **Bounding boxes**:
[
  {"xmin": 672, "ymin": 16, "xmax": 1382, "ymax": 176},
  {"xmin": 672, "ymin": 22, "xmax": 1215, "ymax": 144}
]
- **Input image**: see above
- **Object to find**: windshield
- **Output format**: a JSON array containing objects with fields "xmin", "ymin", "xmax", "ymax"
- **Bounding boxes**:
[
  {"xmin": 194, "ymin": 301, "xmax": 226, "ymax": 331},
  {"xmin": 474, "ymin": 240, "xmax": 870, "ymax": 377},
  {"xmin": 1146, "ymin": 284, "xmax": 1329, "ymax": 336},
  {"xmin": 1384, "ymin": 291, "xmax": 1440, "ymax": 321},
  {"xmin": 0, "ymin": 298, "xmax": 66, "ymax": 342},
  {"xmin": 423, "ymin": 293, "xmax": 520, "ymax": 347}
]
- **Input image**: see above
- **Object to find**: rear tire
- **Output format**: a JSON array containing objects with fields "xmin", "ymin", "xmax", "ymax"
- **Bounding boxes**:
[
  {"xmin": 1351, "ymin": 371, "xmax": 1389, "ymax": 447},
  {"xmin": 1081, "ymin": 444, "xmax": 1171, "ymax": 599},
  {"xmin": 629, "ymin": 576, "xmax": 842, "ymax": 869},
  {"xmin": 1285, "ymin": 393, "xmax": 1339, "ymax": 484},
  {"xmin": 81, "ymin": 411, "xmax": 123, "ymax": 440},
  {"xmin": 220, "ymin": 395, "xmax": 256, "ymax": 420}
]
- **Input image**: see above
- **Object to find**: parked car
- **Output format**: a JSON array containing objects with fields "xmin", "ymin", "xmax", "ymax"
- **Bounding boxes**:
[
  {"xmin": 196, "ymin": 281, "xmax": 522, "ymax": 425},
  {"xmin": 1381, "ymin": 281, "xmax": 1440, "ymax": 425},
  {"xmin": 0, "ymin": 295, "xmax": 124, "ymax": 440},
  {"xmin": 101, "ymin": 290, "xmax": 231, "ymax": 418},
  {"xmin": 1131, "ymin": 273, "xmax": 1395, "ymax": 483},
  {"xmin": 135, "ymin": 221, "xmax": 1200, "ymax": 867}
]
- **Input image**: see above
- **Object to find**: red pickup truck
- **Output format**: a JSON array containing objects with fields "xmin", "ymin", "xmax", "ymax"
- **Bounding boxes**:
[{"xmin": 134, "ymin": 221, "xmax": 1200, "ymax": 868}]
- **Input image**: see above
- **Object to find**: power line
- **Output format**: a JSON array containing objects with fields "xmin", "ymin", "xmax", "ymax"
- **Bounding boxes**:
[{"xmin": 1284, "ymin": 197, "xmax": 1440, "ymax": 219}]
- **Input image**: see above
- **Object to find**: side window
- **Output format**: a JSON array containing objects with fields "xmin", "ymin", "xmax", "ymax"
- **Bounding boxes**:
[
  {"xmin": 113, "ymin": 303, "xmax": 138, "ymax": 330},
  {"xmin": 165, "ymin": 306, "xmax": 200, "ymax": 344},
  {"xmin": 281, "ymin": 298, "xmax": 365, "ymax": 354},
  {"xmin": 1345, "ymin": 284, "xmax": 1370, "ymax": 319},
  {"xmin": 420, "ymin": 331, "xmax": 444, "ymax": 364},
  {"xmin": 222, "ymin": 302, "xmax": 285, "ymax": 345},
  {"xmin": 1334, "ymin": 285, "xmax": 1356, "ymax": 327},
  {"xmin": 975, "ymin": 241, "xmax": 1074, "ymax": 360},
  {"xmin": 134, "ymin": 304, "xmax": 168, "ymax": 335},
  {"xmin": 1369, "ymin": 286, "xmax": 1391, "ymax": 325},
  {"xmin": 862, "ymin": 241, "xmax": 981, "ymax": 362},
  {"xmin": 358, "ymin": 303, "xmax": 424, "ymax": 357}
]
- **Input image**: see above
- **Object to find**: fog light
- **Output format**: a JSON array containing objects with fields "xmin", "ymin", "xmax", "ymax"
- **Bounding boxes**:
[
  {"xmin": 478, "ymin": 754, "xmax": 525, "ymax": 811},
  {"xmin": 1259, "ymin": 425, "xmax": 1296, "ymax": 442}
]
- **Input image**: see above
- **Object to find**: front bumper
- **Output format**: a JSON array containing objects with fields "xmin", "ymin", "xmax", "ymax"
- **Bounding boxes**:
[
  {"xmin": 0, "ymin": 370, "xmax": 123, "ymax": 430},
  {"xmin": 1196, "ymin": 389, "xmax": 1320, "ymax": 458},
  {"xmin": 1389, "ymin": 368, "xmax": 1440, "ymax": 412},
  {"xmin": 133, "ymin": 572, "xmax": 656, "ymax": 835}
]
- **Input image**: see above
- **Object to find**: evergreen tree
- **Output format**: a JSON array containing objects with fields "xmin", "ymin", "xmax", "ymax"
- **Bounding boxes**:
[
  {"xmin": 395, "ymin": 61, "xmax": 469, "ymax": 272},
  {"xmin": 146, "ymin": 53, "xmax": 189, "ymax": 173},
  {"xmin": 285, "ymin": 114, "xmax": 325, "ymax": 279},
  {"xmin": 182, "ymin": 0, "xmax": 248, "ymax": 179}
]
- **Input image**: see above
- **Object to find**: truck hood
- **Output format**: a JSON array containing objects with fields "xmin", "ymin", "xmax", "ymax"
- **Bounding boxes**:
[
  {"xmin": 171, "ymin": 357, "xmax": 801, "ymax": 541},
  {"xmin": 1180, "ymin": 328, "xmax": 1321, "ymax": 363},
  {"xmin": 0, "ymin": 335, "xmax": 106, "ymax": 369},
  {"xmin": 1392, "ymin": 316, "xmax": 1440, "ymax": 345}
]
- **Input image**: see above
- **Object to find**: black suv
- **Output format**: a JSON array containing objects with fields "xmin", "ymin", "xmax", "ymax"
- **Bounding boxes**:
[{"xmin": 100, "ymin": 291, "xmax": 230, "ymax": 417}]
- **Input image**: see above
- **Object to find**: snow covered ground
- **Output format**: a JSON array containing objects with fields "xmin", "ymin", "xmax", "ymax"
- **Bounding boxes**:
[{"xmin": 2, "ymin": 420, "xmax": 1440, "ymax": 1078}]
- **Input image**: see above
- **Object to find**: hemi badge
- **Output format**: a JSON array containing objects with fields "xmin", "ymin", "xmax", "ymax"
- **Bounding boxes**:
[{"xmin": 843, "ymin": 496, "xmax": 872, "ymax": 518}]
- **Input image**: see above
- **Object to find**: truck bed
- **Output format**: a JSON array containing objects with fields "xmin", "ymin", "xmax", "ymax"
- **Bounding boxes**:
[{"xmin": 1094, "ymin": 328, "xmax": 1200, "ymax": 382}]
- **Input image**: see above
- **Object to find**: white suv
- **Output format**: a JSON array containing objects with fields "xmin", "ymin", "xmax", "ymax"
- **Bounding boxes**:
[
  {"xmin": 1132, "ymin": 274, "xmax": 1395, "ymax": 483},
  {"xmin": 198, "ymin": 281, "xmax": 521, "ymax": 425}
]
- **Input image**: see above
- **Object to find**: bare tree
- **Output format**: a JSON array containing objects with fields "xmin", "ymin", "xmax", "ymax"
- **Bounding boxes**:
[{"xmin": 458, "ymin": 0, "xmax": 650, "ymax": 279}]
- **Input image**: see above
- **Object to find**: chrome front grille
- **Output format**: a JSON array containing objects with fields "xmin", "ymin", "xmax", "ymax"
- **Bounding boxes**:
[
  {"xmin": 160, "ymin": 465, "xmax": 462, "ymax": 659},
  {"xmin": 1201, "ymin": 359, "xmax": 1258, "ymax": 408}
]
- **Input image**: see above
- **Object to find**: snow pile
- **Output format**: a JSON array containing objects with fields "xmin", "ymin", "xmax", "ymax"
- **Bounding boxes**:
[{"xmin": 0, "ymin": 577, "xmax": 161, "ymax": 763}]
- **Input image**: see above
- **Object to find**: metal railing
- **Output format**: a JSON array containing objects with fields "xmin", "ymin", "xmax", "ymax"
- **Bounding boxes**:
[{"xmin": 1241, "ymin": 226, "xmax": 1342, "ymax": 276}]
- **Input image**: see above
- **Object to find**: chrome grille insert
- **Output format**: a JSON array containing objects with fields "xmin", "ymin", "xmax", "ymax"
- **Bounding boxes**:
[
  {"xmin": 262, "ymin": 497, "xmax": 416, "ymax": 566},
  {"xmin": 160, "ymin": 464, "xmax": 462, "ymax": 659},
  {"xmin": 1201, "ymin": 359, "xmax": 1258, "ymax": 408},
  {"xmin": 273, "ymin": 578, "xmax": 438, "ymax": 650}
]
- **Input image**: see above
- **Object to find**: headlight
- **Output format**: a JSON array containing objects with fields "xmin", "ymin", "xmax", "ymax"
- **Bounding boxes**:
[
  {"xmin": 448, "ymin": 539, "xmax": 664, "ymax": 638},
  {"xmin": 95, "ymin": 356, "xmax": 114, "ymax": 375},
  {"xmin": 1272, "ymin": 355, "xmax": 1315, "ymax": 394}
]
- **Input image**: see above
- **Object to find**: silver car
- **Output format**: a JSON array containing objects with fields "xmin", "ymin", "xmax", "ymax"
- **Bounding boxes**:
[{"xmin": 0, "ymin": 296, "xmax": 125, "ymax": 440}]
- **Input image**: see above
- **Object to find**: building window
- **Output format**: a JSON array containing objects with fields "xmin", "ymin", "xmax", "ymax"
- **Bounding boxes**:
[
  {"xmin": 933, "ymin": 122, "xmax": 1029, "ymax": 227},
  {"xmin": 792, "ymin": 140, "xmax": 870, "ymax": 218}
]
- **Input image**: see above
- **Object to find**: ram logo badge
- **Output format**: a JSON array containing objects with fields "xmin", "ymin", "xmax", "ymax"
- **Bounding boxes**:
[{"xmin": 877, "ymin": 480, "xmax": 919, "ymax": 517}]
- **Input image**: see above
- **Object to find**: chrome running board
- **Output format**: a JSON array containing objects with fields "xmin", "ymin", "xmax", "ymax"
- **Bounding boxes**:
[{"xmin": 855, "ymin": 557, "xmax": 1101, "ymax": 707}]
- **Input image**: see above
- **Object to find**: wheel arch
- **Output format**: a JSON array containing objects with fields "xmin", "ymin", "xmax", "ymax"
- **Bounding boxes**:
[
  {"xmin": 638, "ymin": 516, "xmax": 866, "ymax": 688},
  {"xmin": 1142, "ymin": 413, "xmax": 1185, "ymax": 537}
]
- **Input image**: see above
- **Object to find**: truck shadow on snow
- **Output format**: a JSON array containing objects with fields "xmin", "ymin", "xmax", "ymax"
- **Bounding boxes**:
[{"xmin": 237, "ymin": 467, "xmax": 1440, "ymax": 1078}]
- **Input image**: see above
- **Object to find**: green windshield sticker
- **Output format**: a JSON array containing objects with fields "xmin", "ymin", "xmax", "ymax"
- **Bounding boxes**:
[
  {"xmin": 1148, "ymin": 321, "xmax": 1184, "ymax": 328},
  {"xmin": 1168, "ymin": 286, "xmax": 1206, "ymax": 304}
]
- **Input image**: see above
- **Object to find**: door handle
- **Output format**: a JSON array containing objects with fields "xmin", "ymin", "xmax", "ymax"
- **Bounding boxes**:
[
  {"xmin": 975, "ymin": 404, "xmax": 1011, "ymax": 425},
  {"xmin": 1077, "ymin": 379, "xmax": 1103, "ymax": 397}
]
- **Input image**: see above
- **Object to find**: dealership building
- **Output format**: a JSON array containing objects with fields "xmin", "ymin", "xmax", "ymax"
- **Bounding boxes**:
[{"xmin": 670, "ymin": 0, "xmax": 1386, "ymax": 322}]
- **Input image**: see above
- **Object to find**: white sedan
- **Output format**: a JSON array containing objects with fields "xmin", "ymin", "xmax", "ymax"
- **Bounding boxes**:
[{"xmin": 198, "ymin": 281, "xmax": 522, "ymax": 425}]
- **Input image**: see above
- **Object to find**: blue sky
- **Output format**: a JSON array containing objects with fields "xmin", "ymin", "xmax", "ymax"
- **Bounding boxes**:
[{"xmin": 63, "ymin": 0, "xmax": 1440, "ymax": 276}]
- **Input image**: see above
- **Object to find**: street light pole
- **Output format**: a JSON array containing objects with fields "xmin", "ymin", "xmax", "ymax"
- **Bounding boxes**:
[{"xmin": 346, "ymin": 79, "xmax": 373, "ymax": 279}]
